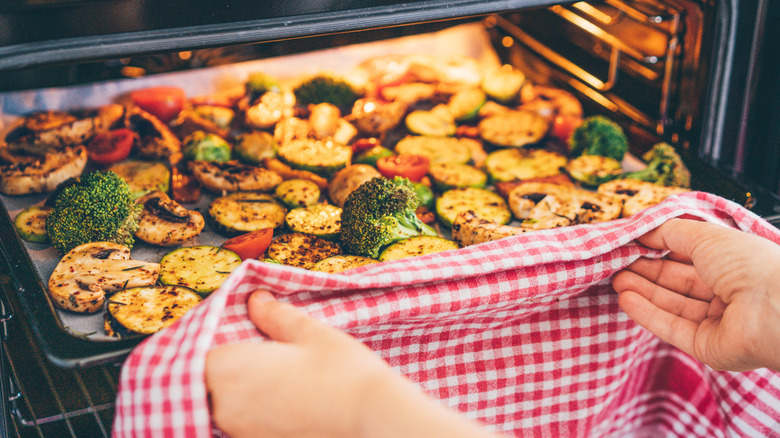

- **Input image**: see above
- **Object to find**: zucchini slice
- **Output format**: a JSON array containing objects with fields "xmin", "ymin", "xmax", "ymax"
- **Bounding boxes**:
[
  {"xmin": 484, "ymin": 148, "xmax": 567, "ymax": 182},
  {"xmin": 108, "ymin": 160, "xmax": 170, "ymax": 198},
  {"xmin": 267, "ymin": 232, "xmax": 341, "ymax": 269},
  {"xmin": 394, "ymin": 136, "xmax": 473, "ymax": 165},
  {"xmin": 234, "ymin": 130, "xmax": 278, "ymax": 165},
  {"xmin": 275, "ymin": 179, "xmax": 321, "ymax": 209},
  {"xmin": 404, "ymin": 110, "xmax": 456, "ymax": 137},
  {"xmin": 159, "ymin": 245, "xmax": 242, "ymax": 295},
  {"xmin": 436, "ymin": 187, "xmax": 511, "ymax": 229},
  {"xmin": 428, "ymin": 163, "xmax": 488, "ymax": 191},
  {"xmin": 478, "ymin": 110, "xmax": 548, "ymax": 148},
  {"xmin": 565, "ymin": 155, "xmax": 623, "ymax": 186},
  {"xmin": 277, "ymin": 139, "xmax": 352, "ymax": 176},
  {"xmin": 353, "ymin": 145, "xmax": 394, "ymax": 167},
  {"xmin": 378, "ymin": 236, "xmax": 459, "ymax": 262},
  {"xmin": 481, "ymin": 67, "xmax": 526, "ymax": 103},
  {"xmin": 14, "ymin": 205, "xmax": 51, "ymax": 243},
  {"xmin": 448, "ymin": 88, "xmax": 486, "ymax": 122},
  {"xmin": 310, "ymin": 255, "xmax": 378, "ymax": 273},
  {"xmin": 285, "ymin": 204, "xmax": 342, "ymax": 240},
  {"xmin": 106, "ymin": 285, "xmax": 202, "ymax": 337},
  {"xmin": 208, "ymin": 192, "xmax": 287, "ymax": 235}
]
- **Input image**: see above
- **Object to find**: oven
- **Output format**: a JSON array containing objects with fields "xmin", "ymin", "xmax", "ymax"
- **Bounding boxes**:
[{"xmin": 0, "ymin": 0, "xmax": 778, "ymax": 436}]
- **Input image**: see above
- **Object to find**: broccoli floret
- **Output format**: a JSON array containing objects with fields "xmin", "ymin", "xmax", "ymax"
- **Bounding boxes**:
[
  {"xmin": 568, "ymin": 115, "xmax": 629, "ymax": 161},
  {"xmin": 340, "ymin": 177, "xmax": 437, "ymax": 258},
  {"xmin": 245, "ymin": 72, "xmax": 280, "ymax": 102},
  {"xmin": 293, "ymin": 75, "xmax": 361, "ymax": 114},
  {"xmin": 622, "ymin": 142, "xmax": 691, "ymax": 188},
  {"xmin": 46, "ymin": 171, "xmax": 142, "ymax": 253}
]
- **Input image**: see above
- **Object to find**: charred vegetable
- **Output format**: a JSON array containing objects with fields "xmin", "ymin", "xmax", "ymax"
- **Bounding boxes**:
[
  {"xmin": 46, "ymin": 170, "xmax": 142, "ymax": 253},
  {"xmin": 340, "ymin": 177, "xmax": 436, "ymax": 258}
]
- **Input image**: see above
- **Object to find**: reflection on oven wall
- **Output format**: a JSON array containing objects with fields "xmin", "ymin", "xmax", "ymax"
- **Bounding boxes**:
[{"xmin": 483, "ymin": 0, "xmax": 778, "ymax": 212}]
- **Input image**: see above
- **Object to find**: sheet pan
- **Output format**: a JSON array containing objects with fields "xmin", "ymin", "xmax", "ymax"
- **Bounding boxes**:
[{"xmin": 0, "ymin": 23, "xmax": 502, "ymax": 366}]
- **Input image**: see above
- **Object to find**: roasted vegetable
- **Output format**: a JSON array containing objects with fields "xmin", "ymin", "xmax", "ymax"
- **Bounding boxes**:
[
  {"xmin": 14, "ymin": 205, "xmax": 51, "ymax": 243},
  {"xmin": 621, "ymin": 142, "xmax": 691, "ymax": 188},
  {"xmin": 182, "ymin": 130, "xmax": 231, "ymax": 162},
  {"xmin": 267, "ymin": 232, "xmax": 341, "ymax": 269},
  {"xmin": 106, "ymin": 285, "xmax": 202, "ymax": 337},
  {"xmin": 565, "ymin": 155, "xmax": 623, "ymax": 186},
  {"xmin": 568, "ymin": 115, "xmax": 628, "ymax": 160},
  {"xmin": 378, "ymin": 236, "xmax": 458, "ymax": 262},
  {"xmin": 340, "ymin": 177, "xmax": 436, "ymax": 258},
  {"xmin": 159, "ymin": 245, "xmax": 242, "ymax": 295},
  {"xmin": 245, "ymin": 72, "xmax": 281, "ymax": 102},
  {"xmin": 48, "ymin": 241, "xmax": 159, "ymax": 313},
  {"xmin": 0, "ymin": 145, "xmax": 88, "ymax": 195},
  {"xmin": 46, "ymin": 170, "xmax": 142, "ymax": 253},
  {"xmin": 309, "ymin": 255, "xmax": 378, "ymax": 273},
  {"xmin": 293, "ymin": 75, "xmax": 361, "ymax": 113}
]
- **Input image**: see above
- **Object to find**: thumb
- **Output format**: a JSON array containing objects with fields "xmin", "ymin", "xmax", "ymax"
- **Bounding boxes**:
[{"xmin": 246, "ymin": 289, "xmax": 320, "ymax": 344}]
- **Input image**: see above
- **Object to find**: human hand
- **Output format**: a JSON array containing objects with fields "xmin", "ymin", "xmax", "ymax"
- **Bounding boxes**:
[
  {"xmin": 612, "ymin": 218, "xmax": 780, "ymax": 372},
  {"xmin": 206, "ymin": 290, "xmax": 501, "ymax": 438}
]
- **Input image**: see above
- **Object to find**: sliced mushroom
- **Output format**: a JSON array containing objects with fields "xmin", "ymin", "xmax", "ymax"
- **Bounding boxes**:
[
  {"xmin": 350, "ymin": 98, "xmax": 408, "ymax": 136},
  {"xmin": 135, "ymin": 191, "xmax": 205, "ymax": 246},
  {"xmin": 452, "ymin": 210, "xmax": 528, "ymax": 247},
  {"xmin": 125, "ymin": 105, "xmax": 182, "ymax": 164},
  {"xmin": 598, "ymin": 179, "xmax": 689, "ymax": 217},
  {"xmin": 328, "ymin": 164, "xmax": 381, "ymax": 208},
  {"xmin": 0, "ymin": 146, "xmax": 87, "ymax": 195},
  {"xmin": 507, "ymin": 182, "xmax": 573, "ymax": 220},
  {"xmin": 47, "ymin": 242, "xmax": 160, "ymax": 313},
  {"xmin": 6, "ymin": 104, "xmax": 124, "ymax": 155},
  {"xmin": 188, "ymin": 160, "xmax": 283, "ymax": 193}
]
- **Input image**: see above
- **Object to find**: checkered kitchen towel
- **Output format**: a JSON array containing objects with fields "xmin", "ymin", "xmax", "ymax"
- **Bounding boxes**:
[{"xmin": 112, "ymin": 192, "xmax": 780, "ymax": 437}]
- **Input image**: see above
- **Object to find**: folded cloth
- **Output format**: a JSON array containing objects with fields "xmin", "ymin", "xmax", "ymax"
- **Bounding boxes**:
[{"xmin": 112, "ymin": 192, "xmax": 780, "ymax": 437}]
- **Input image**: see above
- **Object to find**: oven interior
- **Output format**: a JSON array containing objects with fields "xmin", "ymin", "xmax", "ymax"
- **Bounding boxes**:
[{"xmin": 1, "ymin": 0, "xmax": 778, "ymax": 435}]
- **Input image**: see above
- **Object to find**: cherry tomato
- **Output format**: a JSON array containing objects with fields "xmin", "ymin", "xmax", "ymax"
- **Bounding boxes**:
[
  {"xmin": 376, "ymin": 154, "xmax": 430, "ymax": 182},
  {"xmin": 352, "ymin": 138, "xmax": 380, "ymax": 154},
  {"xmin": 221, "ymin": 228, "xmax": 273, "ymax": 260},
  {"xmin": 130, "ymin": 86, "xmax": 185, "ymax": 122},
  {"xmin": 85, "ymin": 128, "xmax": 135, "ymax": 166},
  {"xmin": 550, "ymin": 114, "xmax": 583, "ymax": 143}
]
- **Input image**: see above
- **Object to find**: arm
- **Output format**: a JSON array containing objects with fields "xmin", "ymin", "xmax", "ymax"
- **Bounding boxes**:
[
  {"xmin": 206, "ymin": 290, "xmax": 502, "ymax": 438},
  {"xmin": 612, "ymin": 218, "xmax": 780, "ymax": 372}
]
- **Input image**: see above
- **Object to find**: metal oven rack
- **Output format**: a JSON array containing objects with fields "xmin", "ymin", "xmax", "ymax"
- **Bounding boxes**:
[{"xmin": 1, "ymin": 292, "xmax": 119, "ymax": 437}]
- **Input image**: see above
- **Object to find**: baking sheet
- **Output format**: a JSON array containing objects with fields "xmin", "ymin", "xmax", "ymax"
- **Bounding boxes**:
[{"xmin": 0, "ymin": 23, "xmax": 502, "ymax": 340}]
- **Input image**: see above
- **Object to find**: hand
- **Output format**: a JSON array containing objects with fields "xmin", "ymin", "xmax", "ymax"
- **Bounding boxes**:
[
  {"xmin": 206, "ymin": 290, "xmax": 501, "ymax": 438},
  {"xmin": 612, "ymin": 218, "xmax": 780, "ymax": 372}
]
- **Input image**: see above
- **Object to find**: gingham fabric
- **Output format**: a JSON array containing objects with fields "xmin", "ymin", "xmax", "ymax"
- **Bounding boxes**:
[{"xmin": 112, "ymin": 192, "xmax": 780, "ymax": 437}]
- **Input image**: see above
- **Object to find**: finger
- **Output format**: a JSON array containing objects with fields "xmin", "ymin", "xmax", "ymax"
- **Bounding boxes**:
[
  {"xmin": 617, "ymin": 291, "xmax": 698, "ymax": 357},
  {"xmin": 622, "ymin": 257, "xmax": 715, "ymax": 302},
  {"xmin": 247, "ymin": 289, "xmax": 329, "ymax": 344},
  {"xmin": 612, "ymin": 269, "xmax": 711, "ymax": 323},
  {"xmin": 637, "ymin": 218, "xmax": 704, "ymax": 251}
]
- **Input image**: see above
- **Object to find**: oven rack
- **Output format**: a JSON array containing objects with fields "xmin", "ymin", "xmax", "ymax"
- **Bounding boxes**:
[
  {"xmin": 1, "ymin": 291, "xmax": 118, "ymax": 437},
  {"xmin": 488, "ymin": 0, "xmax": 685, "ymax": 136}
]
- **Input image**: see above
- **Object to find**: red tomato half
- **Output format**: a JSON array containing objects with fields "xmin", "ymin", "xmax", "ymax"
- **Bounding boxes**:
[
  {"xmin": 85, "ymin": 128, "xmax": 135, "ymax": 166},
  {"xmin": 376, "ymin": 154, "xmax": 430, "ymax": 182},
  {"xmin": 221, "ymin": 228, "xmax": 273, "ymax": 260},
  {"xmin": 130, "ymin": 86, "xmax": 185, "ymax": 122},
  {"xmin": 550, "ymin": 114, "xmax": 583, "ymax": 143}
]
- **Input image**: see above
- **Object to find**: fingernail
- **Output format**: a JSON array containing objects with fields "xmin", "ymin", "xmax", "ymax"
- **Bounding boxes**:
[{"xmin": 249, "ymin": 290, "xmax": 275, "ymax": 304}]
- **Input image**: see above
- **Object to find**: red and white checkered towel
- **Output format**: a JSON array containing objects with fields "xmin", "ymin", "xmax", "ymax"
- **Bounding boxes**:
[{"xmin": 112, "ymin": 192, "xmax": 780, "ymax": 437}]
